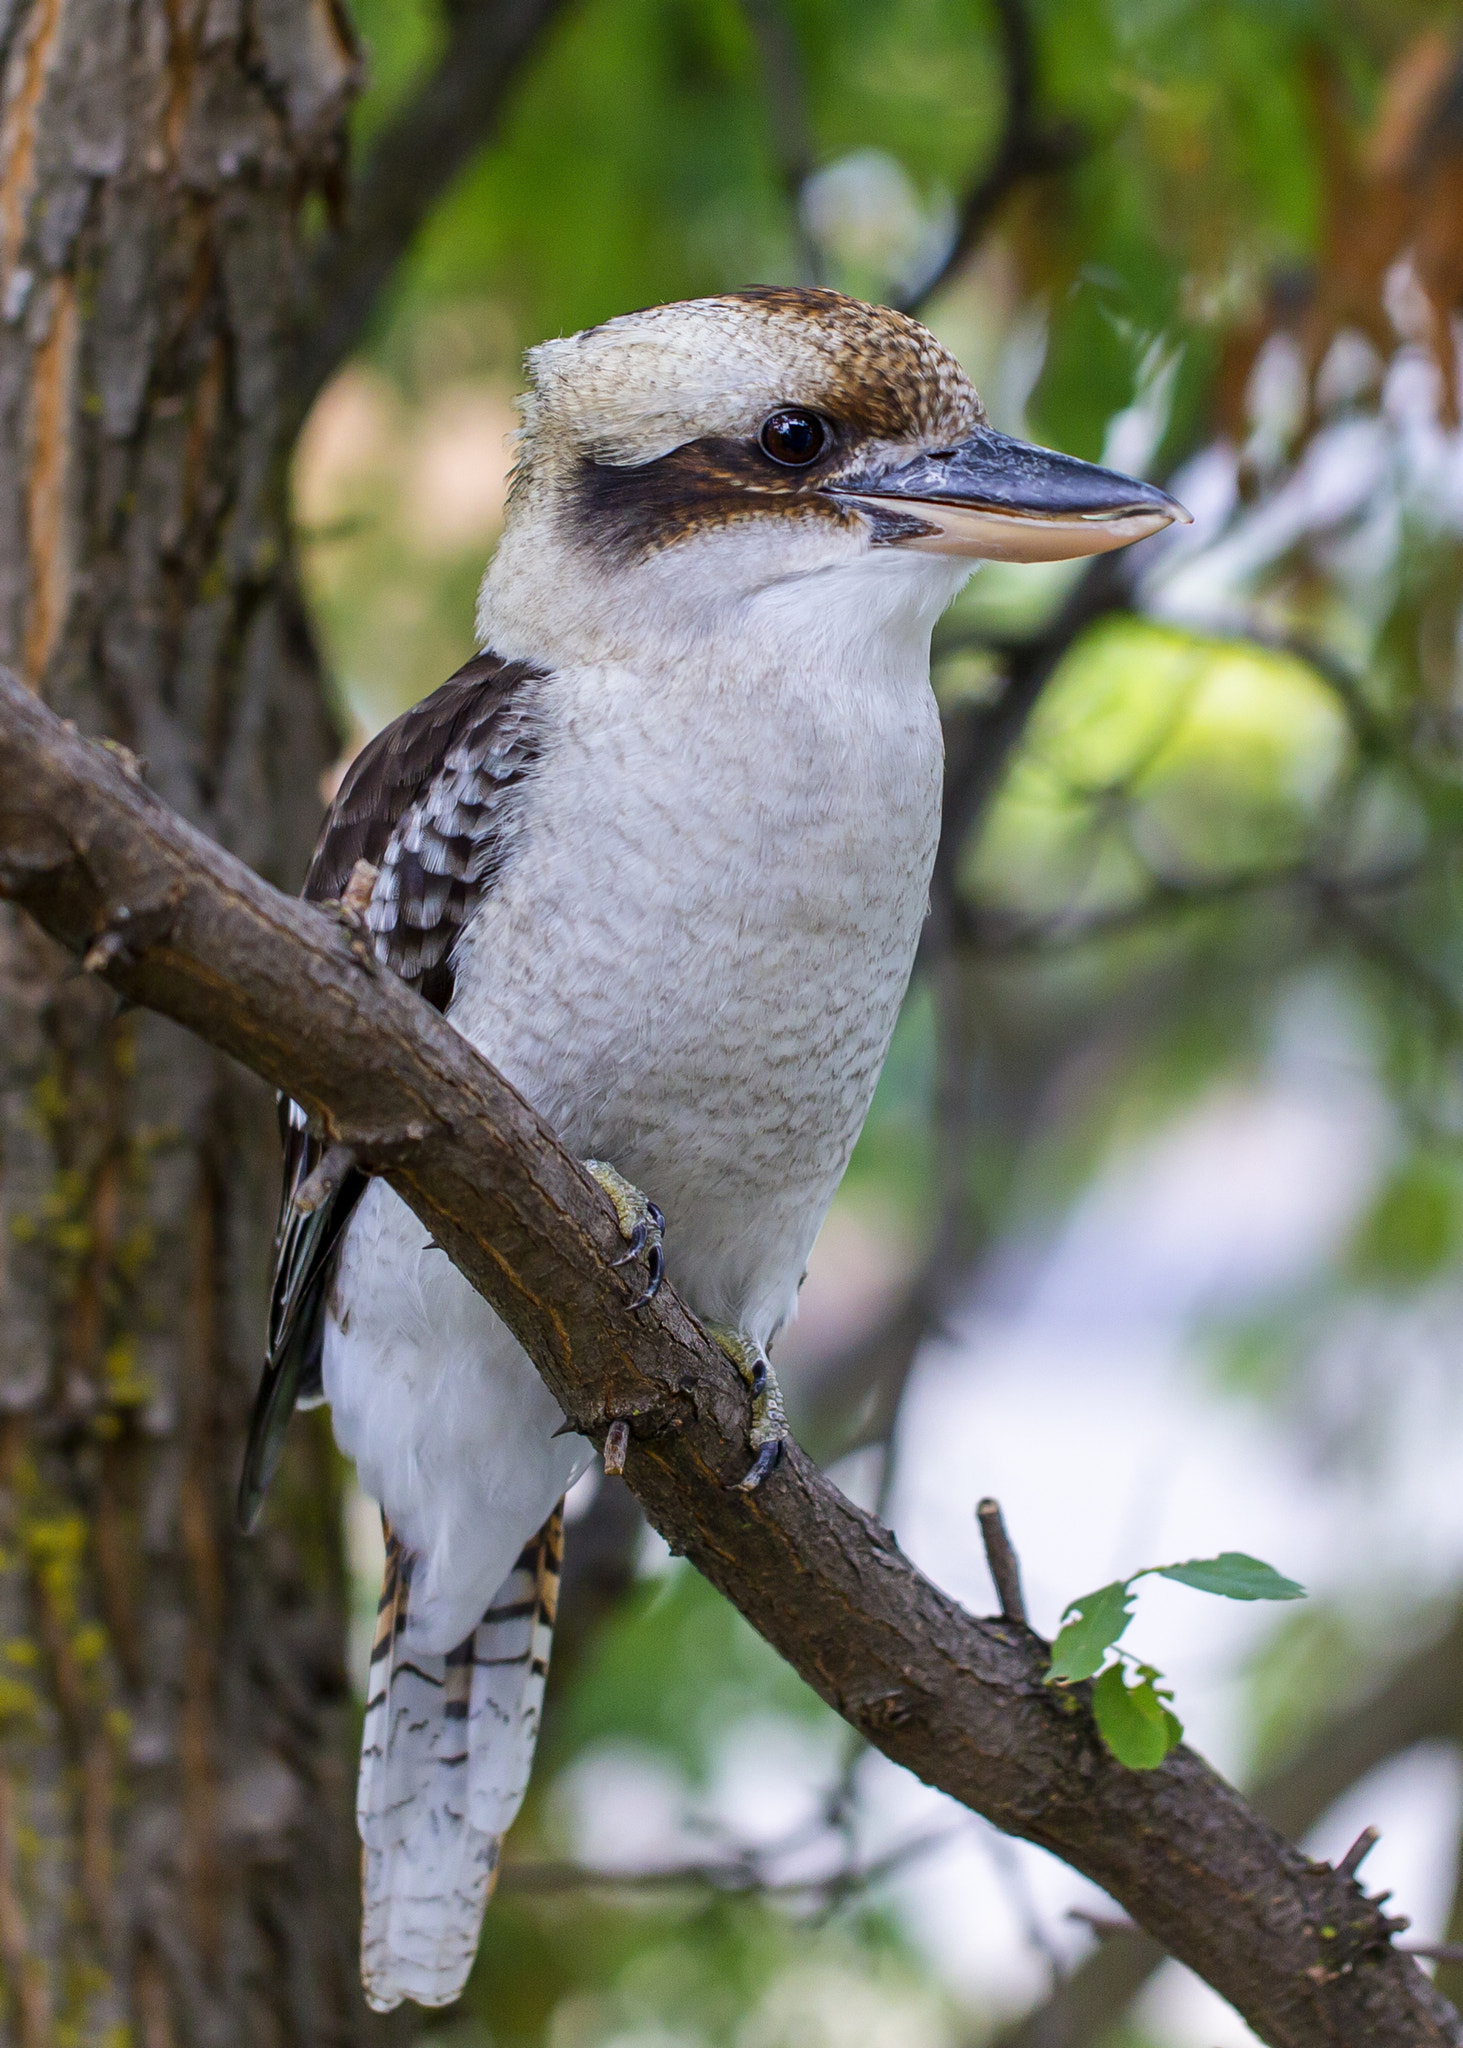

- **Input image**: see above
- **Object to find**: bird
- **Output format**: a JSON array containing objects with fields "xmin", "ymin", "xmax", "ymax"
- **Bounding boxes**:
[{"xmin": 239, "ymin": 286, "xmax": 1187, "ymax": 2012}]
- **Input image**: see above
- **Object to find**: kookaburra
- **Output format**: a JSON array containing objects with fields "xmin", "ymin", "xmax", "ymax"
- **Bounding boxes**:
[{"xmin": 241, "ymin": 288, "xmax": 1185, "ymax": 2011}]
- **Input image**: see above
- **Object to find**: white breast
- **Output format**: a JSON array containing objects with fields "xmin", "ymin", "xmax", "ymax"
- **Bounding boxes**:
[{"xmin": 450, "ymin": 547, "xmax": 958, "ymax": 1342}]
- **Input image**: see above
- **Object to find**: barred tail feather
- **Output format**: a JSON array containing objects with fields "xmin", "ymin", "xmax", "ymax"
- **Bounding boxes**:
[{"xmin": 358, "ymin": 1507, "xmax": 564, "ymax": 2012}]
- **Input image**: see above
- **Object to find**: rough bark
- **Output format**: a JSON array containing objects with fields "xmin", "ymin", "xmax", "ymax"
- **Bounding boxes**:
[
  {"xmin": 2, "ymin": 677, "xmax": 1460, "ymax": 2048},
  {"xmin": 0, "ymin": 6, "xmax": 363, "ymax": 2044}
]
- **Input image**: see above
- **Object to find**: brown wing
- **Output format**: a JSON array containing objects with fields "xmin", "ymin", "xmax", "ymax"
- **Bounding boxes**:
[
  {"xmin": 306, "ymin": 647, "xmax": 545, "ymax": 1009},
  {"xmin": 240, "ymin": 649, "xmax": 546, "ymax": 1531}
]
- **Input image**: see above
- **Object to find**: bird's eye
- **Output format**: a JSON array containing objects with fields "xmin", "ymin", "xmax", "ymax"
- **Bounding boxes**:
[{"xmin": 759, "ymin": 410, "xmax": 827, "ymax": 467}]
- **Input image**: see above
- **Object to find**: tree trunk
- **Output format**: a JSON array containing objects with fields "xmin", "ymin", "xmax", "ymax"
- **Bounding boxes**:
[{"xmin": 0, "ymin": 4, "xmax": 364, "ymax": 2041}]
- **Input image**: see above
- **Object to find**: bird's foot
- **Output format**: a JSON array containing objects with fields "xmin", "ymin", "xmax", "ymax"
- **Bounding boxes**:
[
  {"xmin": 336, "ymin": 857, "xmax": 379, "ymax": 929},
  {"xmin": 326, "ymin": 858, "xmax": 381, "ymax": 970},
  {"xmin": 583, "ymin": 1160, "xmax": 665, "ymax": 1310},
  {"xmin": 707, "ymin": 1325, "xmax": 788, "ymax": 1490}
]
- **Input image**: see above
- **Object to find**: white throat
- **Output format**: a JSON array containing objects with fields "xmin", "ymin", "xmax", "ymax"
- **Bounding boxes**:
[{"xmin": 475, "ymin": 509, "xmax": 974, "ymax": 689}]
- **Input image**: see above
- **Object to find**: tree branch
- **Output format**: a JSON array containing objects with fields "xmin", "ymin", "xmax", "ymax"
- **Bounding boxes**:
[
  {"xmin": 903, "ymin": 0, "xmax": 1082, "ymax": 314},
  {"xmin": 0, "ymin": 669, "xmax": 1458, "ymax": 2048},
  {"xmin": 739, "ymin": 0, "xmax": 824, "ymax": 285},
  {"xmin": 991, "ymin": 1604, "xmax": 1463, "ymax": 2047},
  {"xmin": 293, "ymin": 0, "xmax": 571, "ymax": 418}
]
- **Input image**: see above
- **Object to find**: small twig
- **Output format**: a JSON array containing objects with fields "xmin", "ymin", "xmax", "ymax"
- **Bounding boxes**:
[
  {"xmin": 291, "ymin": 1143, "xmax": 358, "ymax": 1218},
  {"xmin": 1403, "ymin": 1943, "xmax": 1463, "ymax": 1964},
  {"xmin": 498, "ymin": 1825, "xmax": 959, "ymax": 1903},
  {"xmin": 1322, "ymin": 887, "xmax": 1463, "ymax": 1048},
  {"xmin": 1068, "ymin": 1907, "xmax": 1141, "ymax": 1937},
  {"xmin": 904, "ymin": 0, "xmax": 1082, "ymax": 312},
  {"xmin": 954, "ymin": 855, "xmax": 1423, "ymax": 961},
  {"xmin": 982, "ymin": 1821, "xmax": 1067, "ymax": 1988},
  {"xmin": 1337, "ymin": 1826, "xmax": 1381, "ymax": 1880},
  {"xmin": 739, "ymin": 0, "xmax": 822, "ymax": 283},
  {"xmin": 83, "ymin": 923, "xmax": 132, "ymax": 974},
  {"xmin": 978, "ymin": 1498, "xmax": 1028, "ymax": 1625},
  {"xmin": 293, "ymin": 0, "xmax": 571, "ymax": 420}
]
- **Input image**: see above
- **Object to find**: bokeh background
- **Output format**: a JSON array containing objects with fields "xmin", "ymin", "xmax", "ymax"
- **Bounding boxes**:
[{"xmin": 297, "ymin": 4, "xmax": 1463, "ymax": 2042}]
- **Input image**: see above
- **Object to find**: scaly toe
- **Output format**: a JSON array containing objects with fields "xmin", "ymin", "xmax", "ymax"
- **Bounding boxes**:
[
  {"xmin": 709, "ymin": 1324, "xmax": 789, "ymax": 1491},
  {"xmin": 610, "ymin": 1222, "xmax": 645, "ymax": 1266},
  {"xmin": 583, "ymin": 1162, "xmax": 665, "ymax": 1310}
]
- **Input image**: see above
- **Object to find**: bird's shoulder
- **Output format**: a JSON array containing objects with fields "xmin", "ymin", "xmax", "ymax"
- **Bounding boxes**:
[{"xmin": 306, "ymin": 646, "xmax": 547, "ymax": 1009}]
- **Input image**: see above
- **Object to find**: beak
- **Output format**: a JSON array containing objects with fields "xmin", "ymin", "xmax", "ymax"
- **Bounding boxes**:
[{"xmin": 824, "ymin": 426, "xmax": 1192, "ymax": 563}]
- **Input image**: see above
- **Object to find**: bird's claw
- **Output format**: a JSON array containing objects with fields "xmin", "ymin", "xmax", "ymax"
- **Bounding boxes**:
[
  {"xmin": 738, "ymin": 1438, "xmax": 784, "ymax": 1490},
  {"xmin": 708, "ymin": 1325, "xmax": 789, "ymax": 1490},
  {"xmin": 583, "ymin": 1160, "xmax": 665, "ymax": 1310}
]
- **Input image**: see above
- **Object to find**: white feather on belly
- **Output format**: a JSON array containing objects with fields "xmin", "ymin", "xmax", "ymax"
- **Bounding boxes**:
[{"xmin": 324, "ymin": 1180, "xmax": 591, "ymax": 1656}]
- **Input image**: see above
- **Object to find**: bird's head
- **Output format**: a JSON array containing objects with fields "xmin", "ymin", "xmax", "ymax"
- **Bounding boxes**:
[{"xmin": 478, "ymin": 288, "xmax": 1188, "ymax": 669}]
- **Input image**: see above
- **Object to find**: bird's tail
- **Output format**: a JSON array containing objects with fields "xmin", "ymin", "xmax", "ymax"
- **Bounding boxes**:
[{"xmin": 358, "ymin": 1505, "xmax": 564, "ymax": 2012}]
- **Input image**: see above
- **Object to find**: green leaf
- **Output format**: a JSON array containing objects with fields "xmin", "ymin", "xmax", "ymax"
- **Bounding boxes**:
[
  {"xmin": 1154, "ymin": 1553, "xmax": 1306, "ymax": 1602},
  {"xmin": 1047, "ymin": 1580, "xmax": 1134, "ymax": 1683},
  {"xmin": 1091, "ymin": 1664, "xmax": 1183, "ymax": 1770},
  {"xmin": 1347, "ymin": 1157, "xmax": 1463, "ymax": 1287}
]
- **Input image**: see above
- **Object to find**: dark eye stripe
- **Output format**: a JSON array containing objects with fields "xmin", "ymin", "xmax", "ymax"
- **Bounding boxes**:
[{"xmin": 575, "ymin": 435, "xmax": 849, "ymax": 558}]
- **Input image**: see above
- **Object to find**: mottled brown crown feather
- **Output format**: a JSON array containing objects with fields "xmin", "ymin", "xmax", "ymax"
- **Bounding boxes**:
[
  {"xmin": 717, "ymin": 286, "xmax": 985, "ymax": 444},
  {"xmin": 518, "ymin": 287, "xmax": 984, "ymax": 558},
  {"xmin": 521, "ymin": 286, "xmax": 983, "ymax": 471}
]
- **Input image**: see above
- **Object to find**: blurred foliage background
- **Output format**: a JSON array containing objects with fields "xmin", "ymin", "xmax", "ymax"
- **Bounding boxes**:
[{"xmin": 299, "ymin": 2, "xmax": 1463, "ymax": 2042}]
